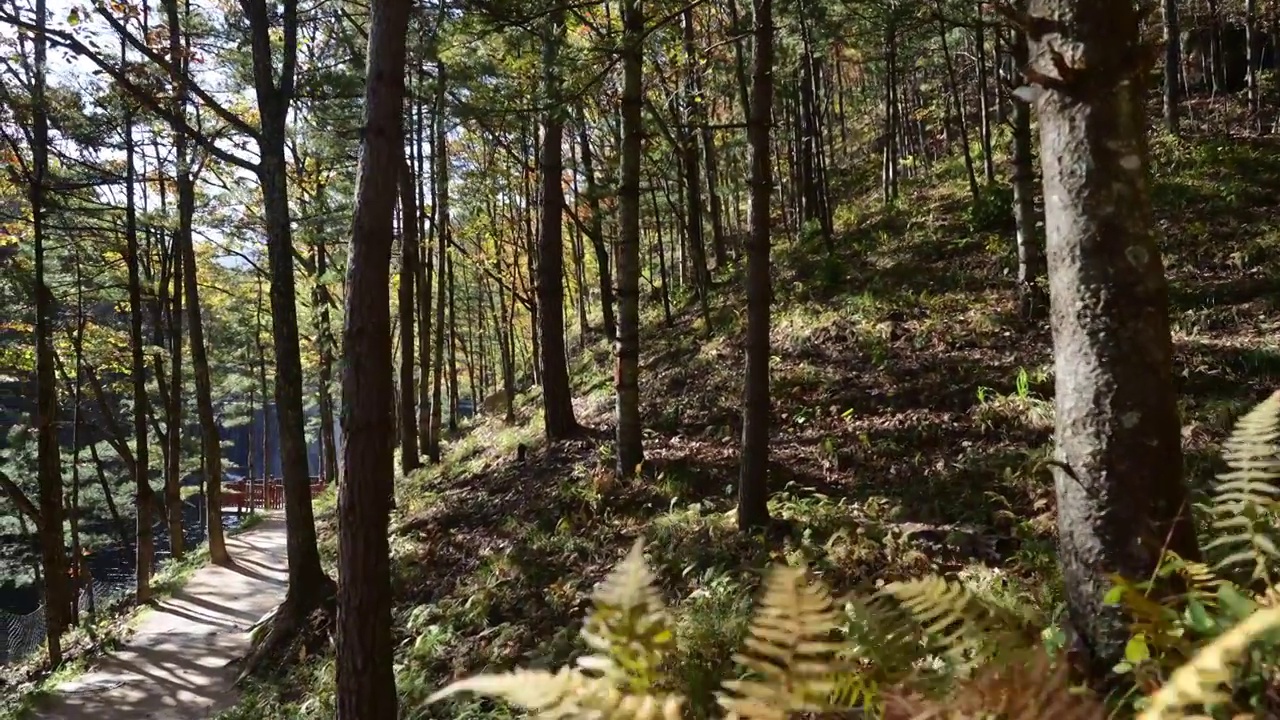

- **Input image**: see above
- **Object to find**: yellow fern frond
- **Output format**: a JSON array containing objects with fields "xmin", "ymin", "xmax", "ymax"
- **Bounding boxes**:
[
  {"xmin": 427, "ymin": 666, "xmax": 686, "ymax": 719},
  {"xmin": 1204, "ymin": 390, "xmax": 1280, "ymax": 584},
  {"xmin": 880, "ymin": 575, "xmax": 1038, "ymax": 668},
  {"xmin": 1138, "ymin": 606, "xmax": 1280, "ymax": 720},
  {"xmin": 717, "ymin": 563, "xmax": 845, "ymax": 719},
  {"xmin": 578, "ymin": 539, "xmax": 675, "ymax": 692}
]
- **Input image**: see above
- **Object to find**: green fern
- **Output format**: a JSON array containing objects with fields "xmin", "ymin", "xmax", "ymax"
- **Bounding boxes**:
[
  {"xmin": 716, "ymin": 564, "xmax": 845, "ymax": 719},
  {"xmin": 879, "ymin": 575, "xmax": 1039, "ymax": 671},
  {"xmin": 577, "ymin": 539, "xmax": 676, "ymax": 692},
  {"xmin": 1203, "ymin": 389, "xmax": 1280, "ymax": 585}
]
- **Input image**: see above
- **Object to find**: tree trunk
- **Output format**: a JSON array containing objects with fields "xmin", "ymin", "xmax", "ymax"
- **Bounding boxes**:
[
  {"xmin": 739, "ymin": 0, "xmax": 774, "ymax": 532},
  {"xmin": 1028, "ymin": 0, "xmax": 1202, "ymax": 686},
  {"xmin": 166, "ymin": 211, "xmax": 185, "ymax": 560},
  {"xmin": 335, "ymin": 0, "xmax": 409, "ymax": 713},
  {"xmin": 428, "ymin": 62, "xmax": 449, "ymax": 462},
  {"xmin": 1247, "ymin": 0, "xmax": 1260, "ymax": 121},
  {"xmin": 1010, "ymin": 15, "xmax": 1045, "ymax": 321},
  {"xmin": 123, "ymin": 40, "xmax": 154, "ymax": 604},
  {"xmin": 314, "ymin": 236, "xmax": 339, "ymax": 487},
  {"xmin": 414, "ymin": 68, "xmax": 433, "ymax": 455},
  {"xmin": 238, "ymin": 0, "xmax": 335, "ymax": 659},
  {"xmin": 33, "ymin": 0, "xmax": 69, "ymax": 659},
  {"xmin": 447, "ymin": 249, "xmax": 460, "ymax": 432},
  {"xmin": 575, "ymin": 119, "xmax": 617, "ymax": 341},
  {"xmin": 935, "ymin": 0, "xmax": 979, "ymax": 201},
  {"xmin": 975, "ymin": 14, "xmax": 996, "ymax": 184},
  {"xmin": 398, "ymin": 160, "xmax": 422, "ymax": 473},
  {"xmin": 1163, "ymin": 0, "xmax": 1180, "ymax": 133},
  {"xmin": 537, "ymin": 5, "xmax": 580, "ymax": 440},
  {"xmin": 616, "ymin": 0, "xmax": 644, "ymax": 479}
]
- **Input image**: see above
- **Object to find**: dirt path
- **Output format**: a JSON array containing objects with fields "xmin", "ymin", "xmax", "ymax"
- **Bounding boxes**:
[{"xmin": 32, "ymin": 515, "xmax": 288, "ymax": 720}]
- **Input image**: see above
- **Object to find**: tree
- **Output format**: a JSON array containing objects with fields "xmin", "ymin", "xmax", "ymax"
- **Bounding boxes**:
[
  {"xmin": 335, "ymin": 0, "xmax": 410, "ymax": 713},
  {"xmin": 738, "ymin": 0, "xmax": 775, "ymax": 532},
  {"xmin": 615, "ymin": 0, "xmax": 643, "ymax": 479},
  {"xmin": 1025, "ymin": 0, "xmax": 1202, "ymax": 685},
  {"xmin": 536, "ymin": 3, "xmax": 579, "ymax": 441},
  {"xmin": 1162, "ymin": 0, "xmax": 1180, "ymax": 133},
  {"xmin": 30, "ymin": 0, "xmax": 69, "ymax": 663}
]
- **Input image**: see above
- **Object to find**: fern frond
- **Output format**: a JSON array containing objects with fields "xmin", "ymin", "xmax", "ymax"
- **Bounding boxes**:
[
  {"xmin": 578, "ymin": 539, "xmax": 676, "ymax": 692},
  {"xmin": 427, "ymin": 666, "xmax": 685, "ymax": 719},
  {"xmin": 1138, "ymin": 606, "xmax": 1280, "ymax": 720},
  {"xmin": 1204, "ymin": 390, "xmax": 1280, "ymax": 584},
  {"xmin": 717, "ymin": 563, "xmax": 845, "ymax": 719},
  {"xmin": 829, "ymin": 593, "xmax": 934, "ymax": 714},
  {"xmin": 879, "ymin": 575, "xmax": 1038, "ymax": 668},
  {"xmin": 883, "ymin": 651, "xmax": 1105, "ymax": 720}
]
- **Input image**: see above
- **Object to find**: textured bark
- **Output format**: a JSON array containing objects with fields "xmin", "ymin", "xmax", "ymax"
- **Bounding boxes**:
[
  {"xmin": 537, "ymin": 5, "xmax": 580, "ymax": 440},
  {"xmin": 32, "ymin": 0, "xmax": 68, "ymax": 660},
  {"xmin": 398, "ymin": 160, "xmax": 422, "ymax": 472},
  {"xmin": 739, "ymin": 0, "xmax": 774, "ymax": 532},
  {"xmin": 335, "ymin": 0, "xmax": 409, "ymax": 713},
  {"xmin": 615, "ymin": 0, "xmax": 643, "ymax": 479},
  {"xmin": 1028, "ymin": 0, "xmax": 1201, "ymax": 686}
]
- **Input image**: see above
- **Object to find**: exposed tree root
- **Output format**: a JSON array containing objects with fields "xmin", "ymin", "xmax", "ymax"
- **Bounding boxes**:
[{"xmin": 233, "ymin": 577, "xmax": 336, "ymax": 685}]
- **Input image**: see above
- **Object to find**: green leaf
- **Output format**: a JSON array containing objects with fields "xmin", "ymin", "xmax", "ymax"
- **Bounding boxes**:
[
  {"xmin": 67, "ymin": 7, "xmax": 80, "ymax": 24},
  {"xmin": 1124, "ymin": 633, "xmax": 1150, "ymax": 664},
  {"xmin": 1219, "ymin": 583, "xmax": 1259, "ymax": 620},
  {"xmin": 1183, "ymin": 599, "xmax": 1216, "ymax": 635},
  {"xmin": 1103, "ymin": 584, "xmax": 1125, "ymax": 605}
]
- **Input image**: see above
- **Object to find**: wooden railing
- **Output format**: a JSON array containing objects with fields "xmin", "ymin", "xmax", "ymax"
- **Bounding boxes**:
[{"xmin": 220, "ymin": 477, "xmax": 328, "ymax": 512}]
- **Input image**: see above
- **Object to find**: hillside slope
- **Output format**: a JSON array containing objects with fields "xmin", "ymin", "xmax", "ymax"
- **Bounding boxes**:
[{"xmin": 222, "ymin": 128, "xmax": 1280, "ymax": 720}]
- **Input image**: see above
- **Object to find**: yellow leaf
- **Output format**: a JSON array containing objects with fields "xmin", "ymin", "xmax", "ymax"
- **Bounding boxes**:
[{"xmin": 1125, "ymin": 633, "xmax": 1150, "ymax": 664}]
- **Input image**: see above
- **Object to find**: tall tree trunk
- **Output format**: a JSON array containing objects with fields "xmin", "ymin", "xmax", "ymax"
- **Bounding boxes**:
[
  {"xmin": 1247, "ymin": 0, "xmax": 1261, "ymax": 121},
  {"xmin": 537, "ymin": 5, "xmax": 580, "ymax": 440},
  {"xmin": 166, "ymin": 214, "xmax": 184, "ymax": 560},
  {"xmin": 680, "ymin": 8, "xmax": 713, "ymax": 329},
  {"xmin": 616, "ymin": 0, "xmax": 644, "ymax": 479},
  {"xmin": 447, "ymin": 249, "xmax": 460, "ymax": 432},
  {"xmin": 739, "ymin": 0, "xmax": 774, "ymax": 532},
  {"xmin": 313, "ymin": 235, "xmax": 339, "ymax": 487},
  {"xmin": 239, "ymin": 0, "xmax": 335, "ymax": 664},
  {"xmin": 1010, "ymin": 15, "xmax": 1045, "ymax": 321},
  {"xmin": 414, "ymin": 68, "xmax": 433, "ymax": 455},
  {"xmin": 429, "ymin": 62, "xmax": 449, "ymax": 461},
  {"xmin": 935, "ymin": 0, "xmax": 979, "ymax": 201},
  {"xmin": 1028, "ymin": 0, "xmax": 1202, "ymax": 686},
  {"xmin": 1163, "ymin": 0, "xmax": 1180, "ymax": 133},
  {"xmin": 32, "ymin": 0, "xmax": 68, "ymax": 658},
  {"xmin": 335, "ymin": 0, "xmax": 409, "ymax": 713},
  {"xmin": 123, "ymin": 35, "xmax": 154, "ymax": 605},
  {"xmin": 398, "ymin": 160, "xmax": 422, "ymax": 472},
  {"xmin": 575, "ymin": 120, "xmax": 617, "ymax": 341},
  {"xmin": 975, "ymin": 13, "xmax": 996, "ymax": 184}
]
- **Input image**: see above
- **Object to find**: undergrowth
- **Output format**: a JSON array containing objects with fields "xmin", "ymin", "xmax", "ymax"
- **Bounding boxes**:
[{"xmin": 216, "ymin": 127, "xmax": 1280, "ymax": 719}]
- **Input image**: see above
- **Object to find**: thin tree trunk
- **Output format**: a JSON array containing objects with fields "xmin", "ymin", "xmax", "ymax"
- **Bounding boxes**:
[
  {"xmin": 398, "ymin": 160, "xmax": 422, "ymax": 472},
  {"xmin": 122, "ymin": 34, "xmax": 154, "ymax": 605},
  {"xmin": 1163, "ymin": 0, "xmax": 1181, "ymax": 133},
  {"xmin": 739, "ymin": 0, "xmax": 774, "ymax": 532},
  {"xmin": 616, "ymin": 0, "xmax": 644, "ymax": 478},
  {"xmin": 1010, "ymin": 14, "xmax": 1045, "ymax": 321},
  {"xmin": 428, "ymin": 62, "xmax": 449, "ymax": 462}
]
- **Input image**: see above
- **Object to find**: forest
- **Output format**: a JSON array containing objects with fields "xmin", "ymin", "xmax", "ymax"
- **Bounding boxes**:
[{"xmin": 2, "ymin": 0, "xmax": 1280, "ymax": 716}]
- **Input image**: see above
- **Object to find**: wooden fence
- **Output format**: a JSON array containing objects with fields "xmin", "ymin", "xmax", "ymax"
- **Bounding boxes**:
[{"xmin": 220, "ymin": 477, "xmax": 327, "ymax": 512}]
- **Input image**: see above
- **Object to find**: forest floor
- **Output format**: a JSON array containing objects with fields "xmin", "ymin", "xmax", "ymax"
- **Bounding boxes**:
[
  {"xmin": 16, "ymin": 515, "xmax": 288, "ymax": 720},
  {"xmin": 226, "ymin": 122, "xmax": 1280, "ymax": 720}
]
